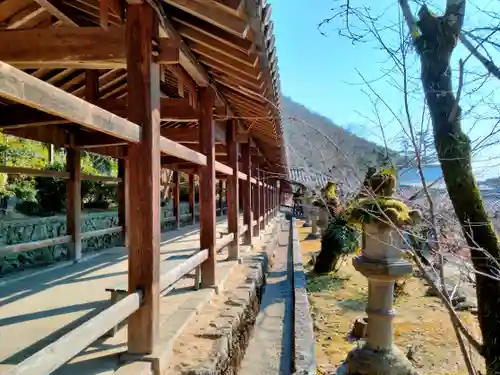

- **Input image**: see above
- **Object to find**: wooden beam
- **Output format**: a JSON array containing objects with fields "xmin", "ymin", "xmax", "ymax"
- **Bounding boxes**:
[
  {"xmin": 241, "ymin": 142, "xmax": 252, "ymax": 245},
  {"xmin": 159, "ymin": 12, "xmax": 235, "ymax": 116},
  {"xmin": 226, "ymin": 119, "xmax": 239, "ymax": 259},
  {"xmin": 170, "ymin": 8, "xmax": 253, "ymax": 53},
  {"xmin": 198, "ymin": 87, "xmax": 216, "ymax": 287},
  {"xmin": 0, "ymin": 98, "xmax": 198, "ymax": 128},
  {"xmin": 185, "ymin": 143, "xmax": 227, "ymax": 155},
  {"xmin": 177, "ymin": 25, "xmax": 258, "ymax": 67},
  {"xmin": 168, "ymin": 65, "xmax": 197, "ymax": 98},
  {"xmin": 213, "ymin": 0, "xmax": 245, "ymax": 13},
  {"xmin": 33, "ymin": 0, "xmax": 78, "ymax": 26},
  {"xmin": 190, "ymin": 43, "xmax": 262, "ymax": 78},
  {"xmin": 0, "ymin": 63, "xmax": 206, "ymax": 165},
  {"xmin": 0, "ymin": 26, "xmax": 179, "ymax": 69},
  {"xmin": 161, "ymin": 124, "xmax": 225, "ymax": 143},
  {"xmin": 158, "ymin": 98, "xmax": 198, "ymax": 121},
  {"xmin": 164, "ymin": 0, "xmax": 249, "ymax": 38},
  {"xmin": 126, "ymin": 2, "xmax": 160, "ymax": 354},
  {"xmin": 215, "ymin": 160, "xmax": 233, "ymax": 176}
]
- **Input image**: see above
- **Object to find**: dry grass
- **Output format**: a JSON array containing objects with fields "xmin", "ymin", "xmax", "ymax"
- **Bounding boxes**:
[{"xmin": 297, "ymin": 221, "xmax": 484, "ymax": 375}]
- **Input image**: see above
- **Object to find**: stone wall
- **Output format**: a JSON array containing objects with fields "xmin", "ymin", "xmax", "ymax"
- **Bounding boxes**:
[{"xmin": 0, "ymin": 201, "xmax": 227, "ymax": 276}]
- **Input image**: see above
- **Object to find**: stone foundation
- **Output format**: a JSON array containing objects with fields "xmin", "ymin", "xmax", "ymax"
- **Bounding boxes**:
[{"xmin": 177, "ymin": 251, "xmax": 272, "ymax": 375}]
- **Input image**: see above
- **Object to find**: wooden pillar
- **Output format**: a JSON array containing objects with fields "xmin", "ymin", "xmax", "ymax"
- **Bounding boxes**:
[
  {"xmin": 260, "ymin": 171, "xmax": 265, "ymax": 230},
  {"xmin": 273, "ymin": 184, "xmax": 277, "ymax": 216},
  {"xmin": 189, "ymin": 174, "xmax": 196, "ymax": 225},
  {"xmin": 173, "ymin": 170, "xmax": 180, "ymax": 229},
  {"xmin": 226, "ymin": 120, "xmax": 239, "ymax": 259},
  {"xmin": 265, "ymin": 179, "xmax": 269, "ymax": 222},
  {"xmin": 241, "ymin": 143, "xmax": 252, "ymax": 245},
  {"xmin": 66, "ymin": 142, "xmax": 81, "ymax": 262},
  {"xmin": 254, "ymin": 164, "xmax": 261, "ymax": 236},
  {"xmin": 126, "ymin": 2, "xmax": 160, "ymax": 354},
  {"xmin": 218, "ymin": 180, "xmax": 224, "ymax": 216},
  {"xmin": 199, "ymin": 87, "xmax": 216, "ymax": 287},
  {"xmin": 118, "ymin": 159, "xmax": 126, "ymax": 245},
  {"xmin": 225, "ymin": 182, "xmax": 229, "ymax": 215}
]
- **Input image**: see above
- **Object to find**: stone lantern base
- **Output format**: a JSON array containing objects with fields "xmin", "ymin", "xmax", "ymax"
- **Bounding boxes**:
[
  {"xmin": 344, "ymin": 345, "xmax": 416, "ymax": 375},
  {"xmin": 306, "ymin": 231, "xmax": 321, "ymax": 240}
]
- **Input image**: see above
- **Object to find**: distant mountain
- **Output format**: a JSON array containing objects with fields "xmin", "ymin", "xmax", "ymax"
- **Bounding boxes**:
[{"xmin": 281, "ymin": 96, "xmax": 399, "ymax": 188}]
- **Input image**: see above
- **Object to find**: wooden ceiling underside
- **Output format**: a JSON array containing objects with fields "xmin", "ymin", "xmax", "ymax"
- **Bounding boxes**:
[{"xmin": 0, "ymin": 0, "xmax": 285, "ymax": 172}]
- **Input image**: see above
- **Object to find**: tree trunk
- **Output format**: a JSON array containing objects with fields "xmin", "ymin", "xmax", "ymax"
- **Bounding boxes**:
[
  {"xmin": 313, "ymin": 242, "xmax": 340, "ymax": 274},
  {"xmin": 417, "ymin": 9, "xmax": 498, "ymax": 372}
]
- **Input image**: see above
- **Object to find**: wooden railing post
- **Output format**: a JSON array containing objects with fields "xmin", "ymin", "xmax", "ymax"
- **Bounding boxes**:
[
  {"xmin": 226, "ymin": 119, "xmax": 239, "ymax": 260},
  {"xmin": 264, "ymin": 180, "xmax": 268, "ymax": 226},
  {"xmin": 241, "ymin": 143, "xmax": 253, "ymax": 245},
  {"xmin": 253, "ymin": 163, "xmax": 261, "ymax": 237},
  {"xmin": 260, "ymin": 171, "xmax": 265, "ymax": 231},
  {"xmin": 118, "ymin": 159, "xmax": 126, "ymax": 246},
  {"xmin": 199, "ymin": 87, "xmax": 216, "ymax": 288},
  {"xmin": 218, "ymin": 179, "xmax": 224, "ymax": 216},
  {"xmin": 173, "ymin": 170, "xmax": 180, "ymax": 229},
  {"xmin": 125, "ymin": 2, "xmax": 160, "ymax": 354},
  {"xmin": 270, "ymin": 184, "xmax": 276, "ymax": 217},
  {"xmin": 66, "ymin": 141, "xmax": 81, "ymax": 262},
  {"xmin": 189, "ymin": 174, "xmax": 196, "ymax": 225}
]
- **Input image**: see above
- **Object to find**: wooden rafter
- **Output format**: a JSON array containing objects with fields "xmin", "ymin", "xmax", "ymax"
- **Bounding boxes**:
[{"xmin": 164, "ymin": 0, "xmax": 249, "ymax": 37}]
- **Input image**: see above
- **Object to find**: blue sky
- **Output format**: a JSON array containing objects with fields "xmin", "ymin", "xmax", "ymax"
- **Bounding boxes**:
[{"xmin": 268, "ymin": 0, "xmax": 500, "ymax": 179}]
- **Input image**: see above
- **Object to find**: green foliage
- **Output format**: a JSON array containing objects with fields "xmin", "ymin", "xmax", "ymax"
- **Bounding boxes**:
[
  {"xmin": 314, "ymin": 212, "xmax": 361, "ymax": 274},
  {"xmin": 0, "ymin": 133, "xmax": 120, "ymax": 216},
  {"xmin": 348, "ymin": 166, "xmax": 421, "ymax": 227},
  {"xmin": 348, "ymin": 197, "xmax": 414, "ymax": 227},
  {"xmin": 314, "ymin": 180, "xmax": 340, "ymax": 215}
]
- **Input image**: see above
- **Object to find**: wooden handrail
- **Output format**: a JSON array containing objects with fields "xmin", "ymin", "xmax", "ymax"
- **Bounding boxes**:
[
  {"xmin": 0, "ymin": 235, "xmax": 72, "ymax": 257},
  {"xmin": 215, "ymin": 233, "xmax": 234, "ymax": 253},
  {"xmin": 3, "ymin": 291, "xmax": 143, "ymax": 375},
  {"xmin": 0, "ymin": 166, "xmax": 122, "ymax": 182},
  {"xmin": 159, "ymin": 249, "xmax": 208, "ymax": 290},
  {"xmin": 0, "ymin": 210, "xmax": 231, "ymax": 257},
  {"xmin": 80, "ymin": 226, "xmax": 123, "ymax": 240}
]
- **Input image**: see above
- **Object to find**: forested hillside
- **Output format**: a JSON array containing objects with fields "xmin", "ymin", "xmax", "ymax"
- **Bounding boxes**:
[{"xmin": 282, "ymin": 96, "xmax": 395, "ymax": 185}]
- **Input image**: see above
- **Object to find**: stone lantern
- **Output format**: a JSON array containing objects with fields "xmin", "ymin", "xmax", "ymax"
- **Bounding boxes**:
[
  {"xmin": 345, "ymin": 221, "xmax": 415, "ymax": 375},
  {"xmin": 302, "ymin": 193, "xmax": 313, "ymax": 228},
  {"xmin": 306, "ymin": 206, "xmax": 321, "ymax": 239},
  {"xmin": 338, "ymin": 168, "xmax": 420, "ymax": 375}
]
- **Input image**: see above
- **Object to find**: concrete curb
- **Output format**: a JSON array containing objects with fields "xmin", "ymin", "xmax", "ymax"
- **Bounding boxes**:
[{"xmin": 291, "ymin": 217, "xmax": 317, "ymax": 375}]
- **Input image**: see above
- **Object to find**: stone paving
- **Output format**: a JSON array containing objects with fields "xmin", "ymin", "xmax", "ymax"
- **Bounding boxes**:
[
  {"xmin": 239, "ymin": 219, "xmax": 293, "ymax": 375},
  {"xmin": 0, "ymin": 216, "xmax": 242, "ymax": 374}
]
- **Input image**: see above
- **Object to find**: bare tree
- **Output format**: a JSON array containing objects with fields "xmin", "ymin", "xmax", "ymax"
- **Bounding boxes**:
[
  {"xmin": 316, "ymin": 0, "xmax": 500, "ymax": 372},
  {"xmin": 400, "ymin": 2, "xmax": 500, "ymax": 372}
]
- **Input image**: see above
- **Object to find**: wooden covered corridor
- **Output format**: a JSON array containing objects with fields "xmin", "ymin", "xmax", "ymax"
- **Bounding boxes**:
[{"xmin": 0, "ymin": 0, "xmax": 290, "ymax": 373}]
